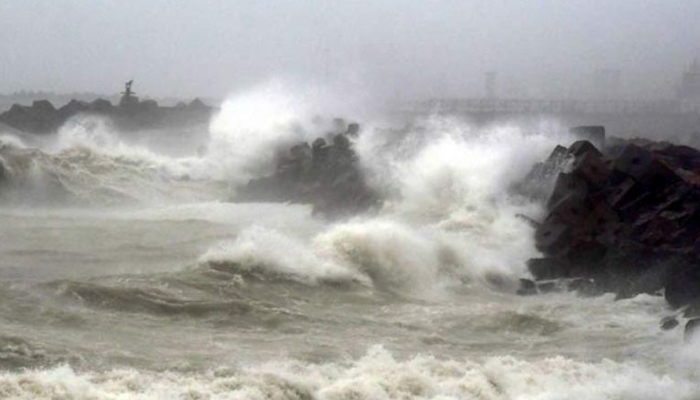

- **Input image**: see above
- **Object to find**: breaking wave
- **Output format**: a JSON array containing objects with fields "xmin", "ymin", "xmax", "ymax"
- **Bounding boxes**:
[
  {"xmin": 0, "ymin": 346, "xmax": 698, "ymax": 400},
  {"xmin": 197, "ymin": 109, "xmax": 577, "ymax": 295}
]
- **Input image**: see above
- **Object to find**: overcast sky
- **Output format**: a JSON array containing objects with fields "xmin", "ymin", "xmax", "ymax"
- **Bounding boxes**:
[{"xmin": 1, "ymin": 0, "xmax": 699, "ymax": 101}]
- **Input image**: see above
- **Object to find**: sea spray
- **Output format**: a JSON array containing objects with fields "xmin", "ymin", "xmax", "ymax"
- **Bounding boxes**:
[
  {"xmin": 199, "ymin": 225, "xmax": 363, "ymax": 286},
  {"xmin": 0, "ymin": 346, "xmax": 697, "ymax": 400},
  {"xmin": 206, "ymin": 80, "xmax": 368, "ymax": 185}
]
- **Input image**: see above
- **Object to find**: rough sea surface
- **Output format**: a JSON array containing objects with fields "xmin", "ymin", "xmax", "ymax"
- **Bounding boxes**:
[{"xmin": 1, "ymin": 87, "xmax": 699, "ymax": 399}]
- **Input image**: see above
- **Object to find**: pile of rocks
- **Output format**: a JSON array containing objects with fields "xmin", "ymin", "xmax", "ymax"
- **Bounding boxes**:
[
  {"xmin": 0, "ymin": 97, "xmax": 213, "ymax": 134},
  {"xmin": 523, "ymin": 130, "xmax": 700, "ymax": 314},
  {"xmin": 234, "ymin": 123, "xmax": 380, "ymax": 217}
]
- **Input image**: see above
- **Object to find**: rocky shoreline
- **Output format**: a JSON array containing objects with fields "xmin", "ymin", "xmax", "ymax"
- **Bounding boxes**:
[
  {"xmin": 0, "ymin": 82, "xmax": 214, "ymax": 134},
  {"xmin": 233, "ymin": 121, "xmax": 380, "ymax": 217},
  {"xmin": 517, "ymin": 127, "xmax": 700, "ymax": 338},
  {"xmin": 3, "ymin": 92, "xmax": 700, "ymax": 336}
]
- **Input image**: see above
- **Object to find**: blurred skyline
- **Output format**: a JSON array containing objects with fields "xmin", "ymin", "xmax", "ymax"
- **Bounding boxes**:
[{"xmin": 1, "ymin": 0, "xmax": 699, "ymax": 101}]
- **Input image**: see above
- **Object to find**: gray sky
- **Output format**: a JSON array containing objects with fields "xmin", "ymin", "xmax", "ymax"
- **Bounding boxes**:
[{"xmin": 1, "ymin": 0, "xmax": 699, "ymax": 101}]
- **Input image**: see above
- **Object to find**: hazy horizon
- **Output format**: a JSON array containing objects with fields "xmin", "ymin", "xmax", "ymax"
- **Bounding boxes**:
[{"xmin": 2, "ymin": 0, "xmax": 700, "ymax": 102}]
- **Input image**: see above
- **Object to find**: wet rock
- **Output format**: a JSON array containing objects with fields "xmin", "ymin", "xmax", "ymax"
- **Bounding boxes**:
[
  {"xmin": 527, "ymin": 257, "xmax": 568, "ymax": 280},
  {"xmin": 570, "ymin": 126, "xmax": 605, "ymax": 149},
  {"xmin": 32, "ymin": 100, "xmax": 56, "ymax": 114},
  {"xmin": 346, "ymin": 122, "xmax": 360, "ymax": 137},
  {"xmin": 665, "ymin": 264, "xmax": 700, "ymax": 309},
  {"xmin": 91, "ymin": 98, "xmax": 114, "ymax": 113},
  {"xmin": 522, "ymin": 132, "xmax": 700, "ymax": 306},
  {"xmin": 684, "ymin": 318, "xmax": 700, "ymax": 342},
  {"xmin": 516, "ymin": 279, "xmax": 537, "ymax": 296},
  {"xmin": 567, "ymin": 278, "xmax": 598, "ymax": 297},
  {"xmin": 613, "ymin": 144, "xmax": 655, "ymax": 180},
  {"xmin": 0, "ymin": 159, "xmax": 6, "ymax": 197},
  {"xmin": 0, "ymin": 82, "xmax": 215, "ymax": 134},
  {"xmin": 546, "ymin": 172, "xmax": 589, "ymax": 210},
  {"xmin": 534, "ymin": 218, "xmax": 572, "ymax": 257},
  {"xmin": 0, "ymin": 101, "xmax": 61, "ymax": 134},
  {"xmin": 536, "ymin": 280, "xmax": 563, "ymax": 294},
  {"xmin": 660, "ymin": 316, "xmax": 679, "ymax": 331},
  {"xmin": 235, "ymin": 122, "xmax": 379, "ymax": 216},
  {"xmin": 58, "ymin": 99, "xmax": 89, "ymax": 118},
  {"xmin": 515, "ymin": 213, "xmax": 540, "ymax": 228},
  {"xmin": 571, "ymin": 150, "xmax": 610, "ymax": 187},
  {"xmin": 568, "ymin": 139, "xmax": 603, "ymax": 160},
  {"xmin": 512, "ymin": 145, "xmax": 569, "ymax": 201}
]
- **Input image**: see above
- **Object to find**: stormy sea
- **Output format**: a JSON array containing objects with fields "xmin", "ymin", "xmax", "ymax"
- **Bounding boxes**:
[{"xmin": 1, "ymin": 87, "xmax": 699, "ymax": 399}]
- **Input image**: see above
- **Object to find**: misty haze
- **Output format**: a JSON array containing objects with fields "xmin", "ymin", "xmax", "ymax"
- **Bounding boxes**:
[{"xmin": 1, "ymin": 1, "xmax": 700, "ymax": 399}]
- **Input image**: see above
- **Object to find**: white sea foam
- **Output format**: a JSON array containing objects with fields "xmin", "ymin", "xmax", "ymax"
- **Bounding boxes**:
[
  {"xmin": 3, "ymin": 85, "xmax": 570, "ymax": 289},
  {"xmin": 199, "ymin": 225, "xmax": 363, "ymax": 285},
  {"xmin": 0, "ymin": 346, "xmax": 697, "ymax": 400},
  {"xmin": 204, "ymin": 80, "xmax": 364, "ymax": 185},
  {"xmin": 196, "ymin": 111, "xmax": 576, "ymax": 293}
]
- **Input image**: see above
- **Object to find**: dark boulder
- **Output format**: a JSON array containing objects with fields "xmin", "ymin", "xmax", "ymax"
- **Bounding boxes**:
[
  {"xmin": 567, "ymin": 139, "xmax": 603, "ymax": 160},
  {"xmin": 58, "ymin": 99, "xmax": 89, "ymax": 118},
  {"xmin": 0, "ymin": 101, "xmax": 62, "ymax": 134},
  {"xmin": 513, "ymin": 145, "xmax": 569, "ymax": 201},
  {"xmin": 234, "ymin": 122, "xmax": 379, "ymax": 217},
  {"xmin": 567, "ymin": 278, "xmax": 598, "ymax": 297},
  {"xmin": 0, "ymin": 159, "xmax": 6, "ymax": 189},
  {"xmin": 523, "ymin": 132, "xmax": 700, "ymax": 305},
  {"xmin": 534, "ymin": 219, "xmax": 572, "ymax": 259},
  {"xmin": 516, "ymin": 279, "xmax": 537, "ymax": 296},
  {"xmin": 536, "ymin": 280, "xmax": 563, "ymax": 294},
  {"xmin": 660, "ymin": 316, "xmax": 679, "ymax": 331},
  {"xmin": 90, "ymin": 98, "xmax": 114, "ymax": 113},
  {"xmin": 665, "ymin": 263, "xmax": 700, "ymax": 309},
  {"xmin": 570, "ymin": 126, "xmax": 605, "ymax": 149},
  {"xmin": 0, "ymin": 82, "xmax": 215, "ymax": 134},
  {"xmin": 684, "ymin": 318, "xmax": 700, "ymax": 342}
]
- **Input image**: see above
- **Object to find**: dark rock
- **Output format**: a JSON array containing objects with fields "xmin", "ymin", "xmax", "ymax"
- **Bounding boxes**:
[
  {"xmin": 513, "ymin": 145, "xmax": 570, "ymax": 201},
  {"xmin": 612, "ymin": 144, "xmax": 676, "ymax": 185},
  {"xmin": 527, "ymin": 257, "xmax": 568, "ymax": 280},
  {"xmin": 546, "ymin": 172, "xmax": 589, "ymax": 211},
  {"xmin": 612, "ymin": 144, "xmax": 652, "ymax": 179},
  {"xmin": 567, "ymin": 140, "xmax": 603, "ymax": 160},
  {"xmin": 534, "ymin": 218, "xmax": 572, "ymax": 257},
  {"xmin": 548, "ymin": 192, "xmax": 590, "ymax": 225},
  {"xmin": 665, "ymin": 263, "xmax": 700, "ymax": 309},
  {"xmin": 684, "ymin": 303, "xmax": 700, "ymax": 318},
  {"xmin": 520, "ymin": 131, "xmax": 700, "ymax": 306},
  {"xmin": 0, "ymin": 159, "xmax": 6, "ymax": 186},
  {"xmin": 516, "ymin": 279, "xmax": 537, "ymax": 296},
  {"xmin": 235, "ymin": 122, "xmax": 379, "ymax": 216},
  {"xmin": 333, "ymin": 133, "xmax": 351, "ymax": 150},
  {"xmin": 346, "ymin": 123, "xmax": 360, "ymax": 137},
  {"xmin": 567, "ymin": 278, "xmax": 598, "ymax": 297},
  {"xmin": 660, "ymin": 316, "xmax": 679, "ymax": 331},
  {"xmin": 90, "ymin": 98, "xmax": 114, "ymax": 113},
  {"xmin": 0, "ymin": 101, "xmax": 61, "ymax": 134},
  {"xmin": 570, "ymin": 126, "xmax": 605, "ymax": 149},
  {"xmin": 684, "ymin": 318, "xmax": 700, "ymax": 342},
  {"xmin": 607, "ymin": 177, "xmax": 640, "ymax": 209},
  {"xmin": 32, "ymin": 100, "xmax": 56, "ymax": 114},
  {"xmin": 515, "ymin": 213, "xmax": 540, "ymax": 228},
  {"xmin": 536, "ymin": 281, "xmax": 562, "ymax": 294},
  {"xmin": 570, "ymin": 150, "xmax": 610, "ymax": 187},
  {"xmin": 0, "ymin": 82, "xmax": 215, "ymax": 134},
  {"xmin": 187, "ymin": 98, "xmax": 208, "ymax": 110},
  {"xmin": 58, "ymin": 99, "xmax": 89, "ymax": 117}
]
